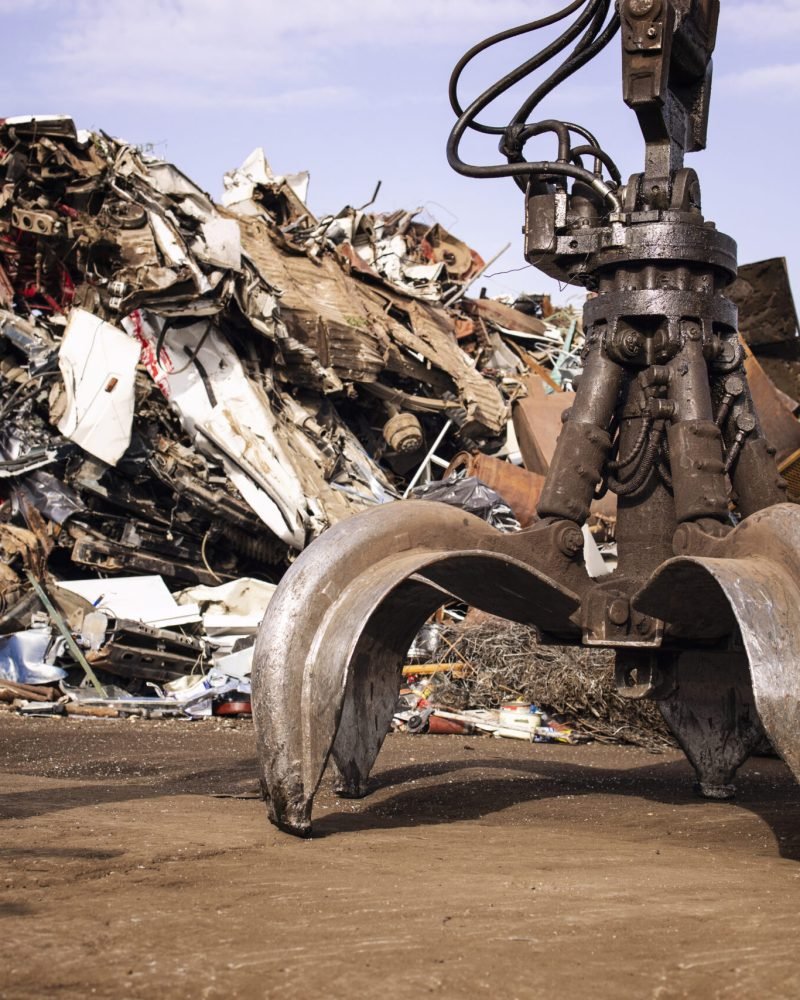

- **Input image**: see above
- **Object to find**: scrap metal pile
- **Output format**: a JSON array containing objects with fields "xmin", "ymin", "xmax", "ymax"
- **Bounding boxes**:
[{"xmin": 0, "ymin": 113, "xmax": 585, "ymax": 716}]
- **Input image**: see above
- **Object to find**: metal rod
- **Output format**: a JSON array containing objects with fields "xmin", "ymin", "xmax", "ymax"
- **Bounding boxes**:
[
  {"xmin": 24, "ymin": 571, "xmax": 106, "ymax": 695},
  {"xmin": 402, "ymin": 419, "xmax": 454, "ymax": 497}
]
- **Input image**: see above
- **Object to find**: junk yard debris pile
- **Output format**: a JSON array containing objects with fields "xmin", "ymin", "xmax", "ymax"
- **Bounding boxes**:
[{"xmin": 1, "ymin": 114, "xmax": 799, "ymax": 733}]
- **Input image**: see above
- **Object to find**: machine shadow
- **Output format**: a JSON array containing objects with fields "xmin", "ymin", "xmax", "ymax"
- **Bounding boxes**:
[
  {"xmin": 312, "ymin": 752, "xmax": 800, "ymax": 861},
  {"xmin": 4, "ymin": 744, "xmax": 797, "ymax": 862}
]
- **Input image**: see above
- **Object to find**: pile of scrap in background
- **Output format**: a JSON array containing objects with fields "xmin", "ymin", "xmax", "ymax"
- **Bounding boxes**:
[{"xmin": 0, "ymin": 114, "xmax": 582, "ymax": 717}]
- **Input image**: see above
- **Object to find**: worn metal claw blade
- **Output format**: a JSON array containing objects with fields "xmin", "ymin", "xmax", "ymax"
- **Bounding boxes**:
[
  {"xmin": 251, "ymin": 500, "xmax": 579, "ymax": 836},
  {"xmin": 634, "ymin": 503, "xmax": 800, "ymax": 790}
]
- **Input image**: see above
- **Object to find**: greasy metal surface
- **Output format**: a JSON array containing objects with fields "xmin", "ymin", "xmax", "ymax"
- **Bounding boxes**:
[
  {"xmin": 252, "ymin": 2, "xmax": 800, "ymax": 836},
  {"xmin": 657, "ymin": 651, "xmax": 766, "ymax": 799}
]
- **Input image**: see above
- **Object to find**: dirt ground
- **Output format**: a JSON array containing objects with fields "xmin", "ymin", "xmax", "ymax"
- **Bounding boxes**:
[{"xmin": 2, "ymin": 712, "xmax": 799, "ymax": 1000}]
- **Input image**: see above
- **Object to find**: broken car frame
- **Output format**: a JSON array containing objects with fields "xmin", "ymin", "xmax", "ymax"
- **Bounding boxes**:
[{"xmin": 252, "ymin": 0, "xmax": 800, "ymax": 836}]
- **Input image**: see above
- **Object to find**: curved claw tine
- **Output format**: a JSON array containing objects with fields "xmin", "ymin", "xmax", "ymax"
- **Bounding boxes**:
[
  {"xmin": 254, "ymin": 551, "xmax": 447, "ymax": 835},
  {"xmin": 635, "ymin": 503, "xmax": 800, "ymax": 789},
  {"xmin": 250, "ymin": 503, "xmax": 458, "ymax": 835},
  {"xmin": 655, "ymin": 649, "xmax": 767, "ymax": 798},
  {"xmin": 330, "ymin": 578, "xmax": 447, "ymax": 798},
  {"xmin": 252, "ymin": 501, "xmax": 579, "ymax": 836},
  {"xmin": 328, "ymin": 548, "xmax": 581, "ymax": 800}
]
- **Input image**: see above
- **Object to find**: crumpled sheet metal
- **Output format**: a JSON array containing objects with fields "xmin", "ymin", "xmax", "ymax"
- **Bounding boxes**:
[
  {"xmin": 125, "ymin": 310, "xmax": 395, "ymax": 547},
  {"xmin": 0, "ymin": 628, "xmax": 66, "ymax": 685},
  {"xmin": 233, "ymin": 212, "xmax": 508, "ymax": 435},
  {"xmin": 125, "ymin": 311, "xmax": 307, "ymax": 547},
  {"xmin": 0, "ymin": 114, "xmax": 520, "ymax": 583},
  {"xmin": 222, "ymin": 147, "xmax": 310, "ymax": 216},
  {"xmin": 634, "ymin": 504, "xmax": 800, "ymax": 787},
  {"xmin": 251, "ymin": 499, "xmax": 579, "ymax": 836}
]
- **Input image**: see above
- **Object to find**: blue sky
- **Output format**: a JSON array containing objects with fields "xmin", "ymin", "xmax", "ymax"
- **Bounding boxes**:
[{"xmin": 2, "ymin": 0, "xmax": 799, "ymax": 305}]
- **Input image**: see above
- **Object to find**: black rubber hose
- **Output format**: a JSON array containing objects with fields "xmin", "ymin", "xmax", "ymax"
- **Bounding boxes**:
[
  {"xmin": 607, "ymin": 417, "xmax": 652, "ymax": 472},
  {"xmin": 445, "ymin": 0, "xmax": 621, "ymax": 207},
  {"xmin": 569, "ymin": 144, "xmax": 622, "ymax": 186},
  {"xmin": 508, "ymin": 1, "xmax": 614, "ymax": 127},
  {"xmin": 607, "ymin": 423, "xmax": 666, "ymax": 497},
  {"xmin": 448, "ymin": 0, "xmax": 593, "ymax": 135}
]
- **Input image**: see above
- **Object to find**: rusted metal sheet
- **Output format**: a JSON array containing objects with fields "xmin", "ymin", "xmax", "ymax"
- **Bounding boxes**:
[
  {"xmin": 233, "ymin": 212, "xmax": 508, "ymax": 437},
  {"xmin": 444, "ymin": 451, "xmax": 544, "ymax": 527},
  {"xmin": 511, "ymin": 375, "xmax": 572, "ymax": 476},
  {"xmin": 779, "ymin": 449, "xmax": 800, "ymax": 503},
  {"xmin": 729, "ymin": 258, "xmax": 799, "ymax": 348},
  {"xmin": 473, "ymin": 297, "xmax": 548, "ymax": 337},
  {"xmin": 731, "ymin": 258, "xmax": 800, "ymax": 405},
  {"xmin": 742, "ymin": 341, "xmax": 800, "ymax": 465}
]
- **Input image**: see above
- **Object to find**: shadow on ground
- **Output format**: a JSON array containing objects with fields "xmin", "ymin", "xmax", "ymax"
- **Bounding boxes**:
[{"xmin": 3, "ymin": 730, "xmax": 798, "ymax": 860}]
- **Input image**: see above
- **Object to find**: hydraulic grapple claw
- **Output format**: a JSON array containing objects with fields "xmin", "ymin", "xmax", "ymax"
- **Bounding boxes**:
[{"xmin": 252, "ymin": 2, "xmax": 800, "ymax": 841}]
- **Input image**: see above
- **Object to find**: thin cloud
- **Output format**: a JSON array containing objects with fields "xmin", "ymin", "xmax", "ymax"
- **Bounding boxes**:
[
  {"xmin": 83, "ymin": 81, "xmax": 356, "ymax": 111},
  {"xmin": 6, "ymin": 0, "xmax": 562, "ymax": 108},
  {"xmin": 724, "ymin": 1, "xmax": 800, "ymax": 42},
  {"xmin": 719, "ymin": 62, "xmax": 800, "ymax": 97}
]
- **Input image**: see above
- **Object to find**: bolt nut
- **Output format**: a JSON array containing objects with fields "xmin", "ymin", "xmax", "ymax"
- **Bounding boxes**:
[
  {"xmin": 724, "ymin": 375, "xmax": 745, "ymax": 397},
  {"xmin": 684, "ymin": 323, "xmax": 702, "ymax": 341},
  {"xmin": 627, "ymin": 0, "xmax": 656, "ymax": 14},
  {"xmin": 608, "ymin": 598, "xmax": 630, "ymax": 626},
  {"xmin": 622, "ymin": 332, "xmax": 642, "ymax": 357},
  {"xmin": 554, "ymin": 523, "xmax": 584, "ymax": 557}
]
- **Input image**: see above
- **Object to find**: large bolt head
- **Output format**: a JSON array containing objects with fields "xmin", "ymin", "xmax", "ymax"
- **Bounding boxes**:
[
  {"xmin": 622, "ymin": 332, "xmax": 642, "ymax": 357},
  {"xmin": 555, "ymin": 523, "xmax": 584, "ymax": 557},
  {"xmin": 608, "ymin": 598, "xmax": 630, "ymax": 626},
  {"xmin": 724, "ymin": 375, "xmax": 745, "ymax": 397},
  {"xmin": 735, "ymin": 412, "xmax": 757, "ymax": 434},
  {"xmin": 626, "ymin": 0, "xmax": 658, "ymax": 16}
]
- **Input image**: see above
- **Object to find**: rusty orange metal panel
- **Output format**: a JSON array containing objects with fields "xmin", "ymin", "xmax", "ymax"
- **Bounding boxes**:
[
  {"xmin": 445, "ymin": 451, "xmax": 545, "ymax": 527},
  {"xmin": 743, "ymin": 341, "xmax": 800, "ymax": 465}
]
